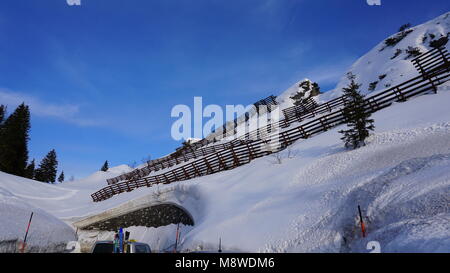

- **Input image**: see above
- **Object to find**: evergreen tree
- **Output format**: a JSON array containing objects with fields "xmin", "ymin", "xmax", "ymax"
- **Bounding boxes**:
[
  {"xmin": 100, "ymin": 160, "xmax": 109, "ymax": 172},
  {"xmin": 0, "ymin": 103, "xmax": 31, "ymax": 176},
  {"xmin": 398, "ymin": 23, "xmax": 411, "ymax": 32},
  {"xmin": 24, "ymin": 159, "xmax": 36, "ymax": 179},
  {"xmin": 0, "ymin": 105, "xmax": 6, "ymax": 125},
  {"xmin": 0, "ymin": 105, "xmax": 5, "ymax": 160},
  {"xmin": 35, "ymin": 149, "xmax": 58, "ymax": 183},
  {"xmin": 339, "ymin": 73, "xmax": 375, "ymax": 149},
  {"xmin": 290, "ymin": 80, "xmax": 321, "ymax": 106},
  {"xmin": 58, "ymin": 171, "xmax": 65, "ymax": 183}
]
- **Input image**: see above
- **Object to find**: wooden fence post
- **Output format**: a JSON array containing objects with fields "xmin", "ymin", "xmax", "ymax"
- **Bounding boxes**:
[
  {"xmin": 230, "ymin": 147, "xmax": 240, "ymax": 167},
  {"xmin": 192, "ymin": 162, "xmax": 201, "ymax": 176},
  {"xmin": 216, "ymin": 153, "xmax": 227, "ymax": 170},
  {"xmin": 182, "ymin": 166, "xmax": 190, "ymax": 179},
  {"xmin": 172, "ymin": 170, "xmax": 179, "ymax": 181},
  {"xmin": 203, "ymin": 157, "xmax": 214, "ymax": 174}
]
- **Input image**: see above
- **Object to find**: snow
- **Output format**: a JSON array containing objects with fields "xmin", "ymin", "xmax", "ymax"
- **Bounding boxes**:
[
  {"xmin": 275, "ymin": 79, "xmax": 309, "ymax": 109},
  {"xmin": 2, "ymin": 86, "xmax": 449, "ymax": 252},
  {"xmin": 1, "ymin": 12, "xmax": 450, "ymax": 253},
  {"xmin": 275, "ymin": 12, "xmax": 450, "ymax": 104},
  {"xmin": 318, "ymin": 11, "xmax": 450, "ymax": 102},
  {"xmin": 0, "ymin": 173, "xmax": 77, "ymax": 252}
]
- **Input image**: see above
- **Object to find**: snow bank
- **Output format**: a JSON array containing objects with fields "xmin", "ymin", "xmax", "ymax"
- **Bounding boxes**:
[{"xmin": 0, "ymin": 173, "xmax": 76, "ymax": 252}]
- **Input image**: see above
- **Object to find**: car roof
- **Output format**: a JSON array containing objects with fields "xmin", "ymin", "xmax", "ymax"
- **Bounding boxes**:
[{"xmin": 94, "ymin": 241, "xmax": 114, "ymax": 244}]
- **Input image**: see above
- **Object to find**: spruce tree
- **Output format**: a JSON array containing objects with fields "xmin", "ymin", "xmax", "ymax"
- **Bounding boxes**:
[
  {"xmin": 290, "ymin": 80, "xmax": 321, "ymax": 106},
  {"xmin": 0, "ymin": 105, "xmax": 5, "ymax": 163},
  {"xmin": 100, "ymin": 160, "xmax": 109, "ymax": 172},
  {"xmin": 0, "ymin": 103, "xmax": 31, "ymax": 176},
  {"xmin": 339, "ymin": 73, "xmax": 375, "ymax": 149},
  {"xmin": 0, "ymin": 105, "xmax": 6, "ymax": 125},
  {"xmin": 35, "ymin": 149, "xmax": 58, "ymax": 183},
  {"xmin": 24, "ymin": 159, "xmax": 36, "ymax": 179},
  {"xmin": 58, "ymin": 171, "xmax": 65, "ymax": 183}
]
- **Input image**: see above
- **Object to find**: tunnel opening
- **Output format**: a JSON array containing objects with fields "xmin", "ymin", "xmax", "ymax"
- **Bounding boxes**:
[{"xmin": 81, "ymin": 203, "xmax": 194, "ymax": 231}]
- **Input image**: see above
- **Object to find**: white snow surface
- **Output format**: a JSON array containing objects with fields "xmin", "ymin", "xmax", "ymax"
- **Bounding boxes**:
[
  {"xmin": 1, "ymin": 85, "xmax": 449, "ymax": 252},
  {"xmin": 1, "ymin": 13, "xmax": 450, "ymax": 253},
  {"xmin": 278, "ymin": 12, "xmax": 450, "ymax": 104}
]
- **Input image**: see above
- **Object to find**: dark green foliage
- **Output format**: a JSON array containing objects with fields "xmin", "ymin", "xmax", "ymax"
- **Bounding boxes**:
[
  {"xmin": 290, "ymin": 80, "xmax": 321, "ymax": 106},
  {"xmin": 311, "ymin": 82, "xmax": 321, "ymax": 96},
  {"xmin": 422, "ymin": 35, "xmax": 427, "ymax": 43},
  {"xmin": 101, "ymin": 160, "xmax": 109, "ymax": 172},
  {"xmin": 339, "ymin": 73, "xmax": 375, "ymax": 149},
  {"xmin": 398, "ymin": 23, "xmax": 411, "ymax": 32},
  {"xmin": 0, "ymin": 103, "xmax": 31, "ymax": 176},
  {"xmin": 405, "ymin": 46, "xmax": 422, "ymax": 59},
  {"xmin": 429, "ymin": 34, "xmax": 449, "ymax": 48},
  {"xmin": 24, "ymin": 159, "xmax": 35, "ymax": 179},
  {"xmin": 35, "ymin": 149, "xmax": 58, "ymax": 183},
  {"xmin": 383, "ymin": 29, "xmax": 413, "ymax": 49},
  {"xmin": 58, "ymin": 171, "xmax": 65, "ymax": 183},
  {"xmin": 368, "ymin": 81, "xmax": 378, "ymax": 92},
  {"xmin": 0, "ymin": 105, "xmax": 6, "ymax": 125},
  {"xmin": 391, "ymin": 49, "xmax": 403, "ymax": 59}
]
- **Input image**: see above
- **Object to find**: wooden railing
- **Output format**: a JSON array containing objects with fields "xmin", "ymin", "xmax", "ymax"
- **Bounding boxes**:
[
  {"xmin": 106, "ymin": 96, "xmax": 329, "ymax": 185},
  {"xmin": 93, "ymin": 47, "xmax": 450, "ymax": 201}
]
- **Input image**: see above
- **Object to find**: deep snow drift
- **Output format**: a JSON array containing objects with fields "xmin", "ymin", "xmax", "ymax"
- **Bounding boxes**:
[{"xmin": 0, "ymin": 173, "xmax": 77, "ymax": 252}]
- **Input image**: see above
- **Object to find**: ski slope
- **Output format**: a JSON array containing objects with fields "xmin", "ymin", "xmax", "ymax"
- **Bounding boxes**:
[{"xmin": 1, "ymin": 12, "xmax": 450, "ymax": 253}]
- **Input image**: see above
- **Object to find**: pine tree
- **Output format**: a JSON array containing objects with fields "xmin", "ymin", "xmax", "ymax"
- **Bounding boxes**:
[
  {"xmin": 58, "ymin": 171, "xmax": 65, "ymax": 183},
  {"xmin": 35, "ymin": 149, "xmax": 58, "ymax": 183},
  {"xmin": 24, "ymin": 159, "xmax": 35, "ymax": 179},
  {"xmin": 0, "ymin": 103, "xmax": 31, "ymax": 176},
  {"xmin": 100, "ymin": 160, "xmax": 109, "ymax": 172},
  {"xmin": 339, "ymin": 73, "xmax": 375, "ymax": 149},
  {"xmin": 0, "ymin": 105, "xmax": 6, "ymax": 125},
  {"xmin": 0, "ymin": 105, "xmax": 5, "ymax": 162},
  {"xmin": 290, "ymin": 80, "xmax": 321, "ymax": 106},
  {"xmin": 398, "ymin": 23, "xmax": 411, "ymax": 32}
]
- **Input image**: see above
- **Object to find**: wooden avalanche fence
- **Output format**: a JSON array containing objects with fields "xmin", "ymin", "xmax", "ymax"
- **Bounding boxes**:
[{"xmin": 92, "ymin": 46, "xmax": 450, "ymax": 202}]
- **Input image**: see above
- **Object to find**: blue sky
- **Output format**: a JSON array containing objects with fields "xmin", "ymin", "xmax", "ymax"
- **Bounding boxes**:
[{"xmin": 0, "ymin": 0, "xmax": 448, "ymax": 179}]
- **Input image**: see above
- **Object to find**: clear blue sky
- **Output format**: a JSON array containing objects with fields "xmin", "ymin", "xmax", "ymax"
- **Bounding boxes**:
[{"xmin": 0, "ymin": 0, "xmax": 448, "ymax": 179}]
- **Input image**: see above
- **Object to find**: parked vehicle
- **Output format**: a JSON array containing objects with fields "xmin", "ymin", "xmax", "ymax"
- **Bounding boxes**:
[{"xmin": 91, "ymin": 240, "xmax": 151, "ymax": 253}]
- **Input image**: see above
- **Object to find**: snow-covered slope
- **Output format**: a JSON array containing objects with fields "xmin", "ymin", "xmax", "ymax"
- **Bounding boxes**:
[
  {"xmin": 321, "ymin": 12, "xmax": 450, "ymax": 101},
  {"xmin": 0, "ymin": 172, "xmax": 77, "ymax": 252},
  {"xmin": 0, "ymin": 165, "xmax": 133, "ymax": 252},
  {"xmin": 1, "ymin": 84, "xmax": 449, "ymax": 252},
  {"xmin": 278, "ymin": 12, "xmax": 450, "ymax": 105}
]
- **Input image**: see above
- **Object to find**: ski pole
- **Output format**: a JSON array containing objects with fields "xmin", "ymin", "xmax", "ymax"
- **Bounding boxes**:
[
  {"xmin": 358, "ymin": 205, "xmax": 366, "ymax": 238},
  {"xmin": 21, "ymin": 212, "xmax": 34, "ymax": 253}
]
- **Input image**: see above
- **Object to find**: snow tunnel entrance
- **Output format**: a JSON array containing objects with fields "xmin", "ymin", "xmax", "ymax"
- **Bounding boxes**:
[{"xmin": 81, "ymin": 203, "xmax": 194, "ymax": 231}]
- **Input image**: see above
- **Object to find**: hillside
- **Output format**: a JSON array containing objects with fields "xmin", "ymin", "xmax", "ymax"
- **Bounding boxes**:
[{"xmin": 278, "ymin": 11, "xmax": 450, "ymax": 106}]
